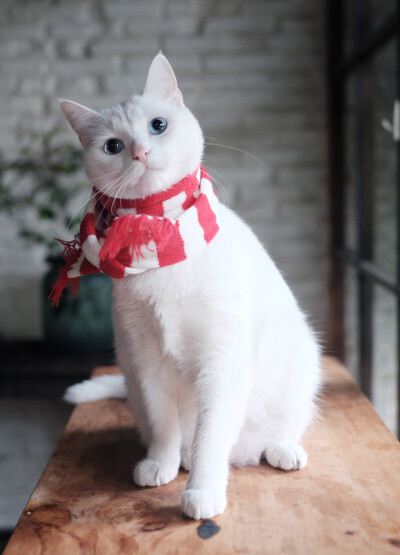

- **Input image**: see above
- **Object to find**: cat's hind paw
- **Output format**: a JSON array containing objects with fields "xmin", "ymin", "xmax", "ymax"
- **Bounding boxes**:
[
  {"xmin": 63, "ymin": 375, "xmax": 126, "ymax": 404},
  {"xmin": 133, "ymin": 458, "xmax": 178, "ymax": 487},
  {"xmin": 181, "ymin": 489, "xmax": 226, "ymax": 520},
  {"xmin": 264, "ymin": 443, "xmax": 308, "ymax": 471}
]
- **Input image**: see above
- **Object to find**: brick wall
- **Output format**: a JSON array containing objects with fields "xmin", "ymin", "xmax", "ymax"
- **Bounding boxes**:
[{"xmin": 0, "ymin": 0, "xmax": 329, "ymax": 341}]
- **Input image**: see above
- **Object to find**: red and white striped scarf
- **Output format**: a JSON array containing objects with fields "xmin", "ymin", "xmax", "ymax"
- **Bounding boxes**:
[{"xmin": 49, "ymin": 167, "xmax": 219, "ymax": 306}]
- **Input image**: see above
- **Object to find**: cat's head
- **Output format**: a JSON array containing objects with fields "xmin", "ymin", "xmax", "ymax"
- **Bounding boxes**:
[{"xmin": 60, "ymin": 53, "xmax": 204, "ymax": 199}]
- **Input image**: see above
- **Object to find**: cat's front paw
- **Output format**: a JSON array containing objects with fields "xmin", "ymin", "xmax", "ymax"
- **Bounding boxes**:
[
  {"xmin": 264, "ymin": 443, "xmax": 308, "ymax": 471},
  {"xmin": 133, "ymin": 458, "xmax": 178, "ymax": 487},
  {"xmin": 181, "ymin": 489, "xmax": 227, "ymax": 520}
]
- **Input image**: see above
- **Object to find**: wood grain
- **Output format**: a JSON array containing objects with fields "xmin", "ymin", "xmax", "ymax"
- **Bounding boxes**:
[{"xmin": 4, "ymin": 357, "xmax": 400, "ymax": 554}]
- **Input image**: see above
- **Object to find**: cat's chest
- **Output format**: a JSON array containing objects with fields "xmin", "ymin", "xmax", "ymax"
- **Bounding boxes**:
[{"xmin": 113, "ymin": 263, "xmax": 205, "ymax": 361}]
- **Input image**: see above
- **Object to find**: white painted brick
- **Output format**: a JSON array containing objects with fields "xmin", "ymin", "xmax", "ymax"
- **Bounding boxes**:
[
  {"xmin": 282, "ymin": 17, "xmax": 325, "ymax": 34},
  {"xmin": 277, "ymin": 167, "xmax": 327, "ymax": 187},
  {"xmin": 92, "ymin": 38, "xmax": 160, "ymax": 57},
  {"xmin": 58, "ymin": 40, "xmax": 89, "ymax": 60},
  {"xmin": 0, "ymin": 0, "xmax": 329, "ymax": 342},
  {"xmin": 0, "ymin": 58, "xmax": 51, "ymax": 77},
  {"xmin": 19, "ymin": 76, "xmax": 57, "ymax": 96},
  {"xmin": 0, "ymin": 23, "xmax": 49, "ymax": 41},
  {"xmin": 0, "ymin": 39, "xmax": 35, "ymax": 59},
  {"xmin": 263, "ymin": 148, "xmax": 326, "ymax": 167},
  {"xmin": 244, "ymin": 110, "xmax": 326, "ymax": 130},
  {"xmin": 279, "ymin": 201, "xmax": 327, "ymax": 222},
  {"xmin": 49, "ymin": 21, "xmax": 104, "ymax": 40},
  {"xmin": 167, "ymin": 0, "xmax": 205, "ymax": 17},
  {"xmin": 124, "ymin": 56, "xmax": 201, "ymax": 82},
  {"xmin": 126, "ymin": 17, "xmax": 199, "ymax": 37},
  {"xmin": 56, "ymin": 75, "xmax": 100, "ymax": 97},
  {"xmin": 204, "ymin": 53, "xmax": 270, "ymax": 73},
  {"xmin": 102, "ymin": 76, "xmax": 140, "ymax": 99},
  {"xmin": 164, "ymin": 36, "xmax": 220, "ymax": 56},
  {"xmin": 0, "ymin": 74, "xmax": 19, "ymax": 95},
  {"xmin": 268, "ymin": 33, "xmax": 325, "ymax": 53},
  {"xmin": 50, "ymin": 56, "xmax": 123, "ymax": 81},
  {"xmin": 46, "ymin": 2, "xmax": 94, "ymax": 25},
  {"xmin": 1, "ymin": 1, "xmax": 49, "ymax": 28},
  {"xmin": 204, "ymin": 15, "xmax": 276, "ymax": 34},
  {"xmin": 256, "ymin": 52, "xmax": 325, "ymax": 72},
  {"xmin": 0, "ymin": 97, "xmax": 45, "ymax": 116},
  {"xmin": 103, "ymin": 0, "xmax": 166, "ymax": 20},
  {"xmin": 164, "ymin": 35, "xmax": 274, "ymax": 56},
  {"xmin": 243, "ymin": 0, "xmax": 324, "ymax": 18}
]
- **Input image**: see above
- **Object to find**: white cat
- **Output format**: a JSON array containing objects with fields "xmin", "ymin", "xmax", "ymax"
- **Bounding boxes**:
[{"xmin": 61, "ymin": 53, "xmax": 321, "ymax": 520}]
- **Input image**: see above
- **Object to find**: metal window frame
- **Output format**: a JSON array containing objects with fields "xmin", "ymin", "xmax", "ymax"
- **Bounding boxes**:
[{"xmin": 327, "ymin": 0, "xmax": 400, "ymax": 436}]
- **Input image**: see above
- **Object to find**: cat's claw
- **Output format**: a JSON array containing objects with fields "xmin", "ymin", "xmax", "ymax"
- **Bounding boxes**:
[
  {"xmin": 133, "ymin": 458, "xmax": 178, "ymax": 487},
  {"xmin": 264, "ymin": 443, "xmax": 308, "ymax": 471},
  {"xmin": 181, "ymin": 489, "xmax": 226, "ymax": 520}
]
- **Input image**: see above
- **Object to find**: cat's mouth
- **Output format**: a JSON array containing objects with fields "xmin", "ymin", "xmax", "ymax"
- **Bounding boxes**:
[
  {"xmin": 122, "ymin": 165, "xmax": 167, "ymax": 198},
  {"xmin": 142, "ymin": 162, "xmax": 162, "ymax": 172}
]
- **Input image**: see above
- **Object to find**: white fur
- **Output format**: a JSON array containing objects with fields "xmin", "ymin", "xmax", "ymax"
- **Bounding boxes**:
[
  {"xmin": 63, "ymin": 375, "xmax": 126, "ymax": 403},
  {"xmin": 62, "ymin": 53, "xmax": 321, "ymax": 520}
]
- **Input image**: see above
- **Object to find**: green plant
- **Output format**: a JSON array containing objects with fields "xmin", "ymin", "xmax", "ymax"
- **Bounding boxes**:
[{"xmin": 0, "ymin": 128, "xmax": 86, "ymax": 253}]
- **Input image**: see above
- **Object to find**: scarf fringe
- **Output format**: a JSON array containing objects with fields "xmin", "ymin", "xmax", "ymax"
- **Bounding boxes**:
[
  {"xmin": 49, "ymin": 218, "xmax": 175, "ymax": 307},
  {"xmin": 48, "ymin": 236, "xmax": 82, "ymax": 307},
  {"xmin": 100, "ymin": 215, "xmax": 175, "ymax": 262}
]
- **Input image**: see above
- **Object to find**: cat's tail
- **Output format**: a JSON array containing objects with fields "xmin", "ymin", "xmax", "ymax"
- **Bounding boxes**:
[{"xmin": 63, "ymin": 374, "xmax": 127, "ymax": 404}]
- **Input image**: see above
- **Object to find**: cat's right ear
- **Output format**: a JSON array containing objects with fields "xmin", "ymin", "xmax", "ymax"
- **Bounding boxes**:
[
  {"xmin": 59, "ymin": 99, "xmax": 101, "ymax": 147},
  {"xmin": 143, "ymin": 53, "xmax": 183, "ymax": 106}
]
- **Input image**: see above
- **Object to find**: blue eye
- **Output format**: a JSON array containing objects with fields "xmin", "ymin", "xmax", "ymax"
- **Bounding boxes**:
[
  {"xmin": 149, "ymin": 117, "xmax": 167, "ymax": 135},
  {"xmin": 104, "ymin": 138, "xmax": 124, "ymax": 155}
]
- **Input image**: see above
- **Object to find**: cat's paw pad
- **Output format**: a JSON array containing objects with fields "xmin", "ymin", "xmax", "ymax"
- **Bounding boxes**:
[
  {"xmin": 264, "ymin": 443, "xmax": 308, "ymax": 471},
  {"xmin": 181, "ymin": 489, "xmax": 226, "ymax": 520},
  {"xmin": 133, "ymin": 458, "xmax": 178, "ymax": 487}
]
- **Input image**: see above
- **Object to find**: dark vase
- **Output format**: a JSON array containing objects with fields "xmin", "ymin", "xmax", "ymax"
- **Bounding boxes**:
[{"xmin": 42, "ymin": 256, "xmax": 114, "ymax": 352}]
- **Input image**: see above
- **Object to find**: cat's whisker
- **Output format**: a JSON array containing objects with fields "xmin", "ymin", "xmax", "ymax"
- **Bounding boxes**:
[
  {"xmin": 127, "ymin": 77, "xmax": 138, "ymax": 96},
  {"xmin": 171, "ymin": 142, "xmax": 205, "ymax": 155},
  {"xmin": 63, "ymin": 176, "xmax": 125, "ymax": 238},
  {"xmin": 203, "ymin": 167, "xmax": 230, "ymax": 206},
  {"xmin": 113, "ymin": 180, "xmax": 130, "ymax": 216},
  {"xmin": 176, "ymin": 142, "xmax": 204, "ymax": 150},
  {"xmin": 91, "ymin": 170, "xmax": 122, "ymax": 182},
  {"xmin": 96, "ymin": 178, "xmax": 125, "ymax": 223},
  {"xmin": 63, "ymin": 187, "xmax": 108, "ymax": 239},
  {"xmin": 112, "ymin": 174, "xmax": 130, "ymax": 216},
  {"xmin": 204, "ymin": 142, "xmax": 268, "ymax": 169},
  {"xmin": 120, "ymin": 182, "xmax": 133, "ymax": 216},
  {"xmin": 166, "ymin": 157, "xmax": 200, "ymax": 165}
]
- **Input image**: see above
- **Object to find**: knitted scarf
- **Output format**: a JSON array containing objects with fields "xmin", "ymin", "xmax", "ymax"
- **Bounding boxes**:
[{"xmin": 49, "ymin": 167, "xmax": 219, "ymax": 307}]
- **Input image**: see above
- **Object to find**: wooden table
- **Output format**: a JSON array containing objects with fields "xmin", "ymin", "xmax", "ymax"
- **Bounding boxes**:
[{"xmin": 4, "ymin": 357, "xmax": 400, "ymax": 554}]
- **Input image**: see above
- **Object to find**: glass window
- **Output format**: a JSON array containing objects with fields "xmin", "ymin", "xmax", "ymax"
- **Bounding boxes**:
[
  {"xmin": 344, "ymin": 71, "xmax": 359, "ymax": 251},
  {"xmin": 343, "ymin": 1, "xmax": 396, "ymax": 59},
  {"xmin": 372, "ymin": 39, "xmax": 397, "ymax": 279},
  {"xmin": 335, "ymin": 2, "xmax": 399, "ymax": 437},
  {"xmin": 344, "ymin": 267, "xmax": 360, "ymax": 382},
  {"xmin": 372, "ymin": 285, "xmax": 398, "ymax": 435},
  {"xmin": 343, "ymin": 0, "xmax": 357, "ymax": 59},
  {"xmin": 369, "ymin": 0, "xmax": 396, "ymax": 36}
]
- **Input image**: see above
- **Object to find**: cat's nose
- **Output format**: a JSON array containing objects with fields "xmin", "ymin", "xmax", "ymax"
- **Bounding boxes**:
[{"xmin": 132, "ymin": 144, "xmax": 149, "ymax": 164}]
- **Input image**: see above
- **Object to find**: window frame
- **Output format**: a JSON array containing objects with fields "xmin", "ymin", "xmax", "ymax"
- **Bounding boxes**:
[{"xmin": 327, "ymin": 0, "xmax": 400, "ymax": 437}]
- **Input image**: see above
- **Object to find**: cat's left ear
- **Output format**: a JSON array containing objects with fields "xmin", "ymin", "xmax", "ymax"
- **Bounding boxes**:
[
  {"xmin": 59, "ymin": 99, "xmax": 103, "ymax": 147},
  {"xmin": 144, "ymin": 53, "xmax": 183, "ymax": 106}
]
